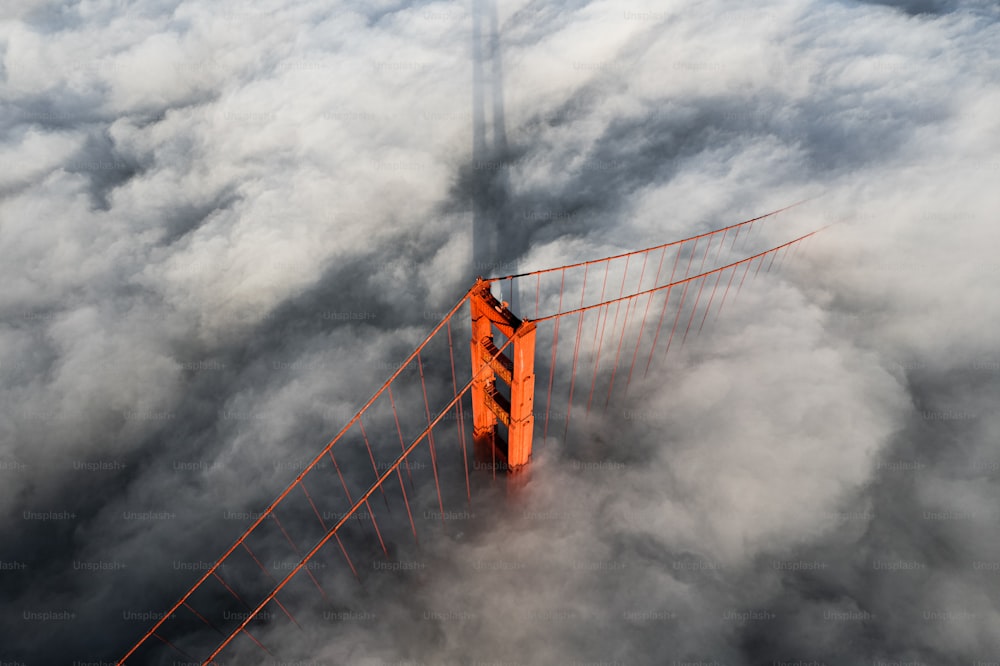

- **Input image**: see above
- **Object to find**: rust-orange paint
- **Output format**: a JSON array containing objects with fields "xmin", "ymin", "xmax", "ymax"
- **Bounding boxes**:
[{"xmin": 469, "ymin": 278, "xmax": 536, "ymax": 473}]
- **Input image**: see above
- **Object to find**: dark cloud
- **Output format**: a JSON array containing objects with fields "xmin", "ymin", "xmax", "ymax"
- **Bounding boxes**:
[{"xmin": 853, "ymin": 0, "xmax": 959, "ymax": 16}]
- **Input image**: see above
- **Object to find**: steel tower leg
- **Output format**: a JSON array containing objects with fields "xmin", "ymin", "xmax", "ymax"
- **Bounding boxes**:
[{"xmin": 468, "ymin": 279, "xmax": 536, "ymax": 478}]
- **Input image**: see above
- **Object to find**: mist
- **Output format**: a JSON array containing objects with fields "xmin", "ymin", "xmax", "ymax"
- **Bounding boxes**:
[{"xmin": 1, "ymin": 0, "xmax": 999, "ymax": 664}]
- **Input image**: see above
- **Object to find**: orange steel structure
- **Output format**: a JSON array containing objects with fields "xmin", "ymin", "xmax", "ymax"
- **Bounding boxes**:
[{"xmin": 469, "ymin": 278, "xmax": 537, "ymax": 473}]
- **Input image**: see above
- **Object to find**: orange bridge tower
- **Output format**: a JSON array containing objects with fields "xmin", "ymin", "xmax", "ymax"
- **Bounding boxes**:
[{"xmin": 469, "ymin": 278, "xmax": 536, "ymax": 475}]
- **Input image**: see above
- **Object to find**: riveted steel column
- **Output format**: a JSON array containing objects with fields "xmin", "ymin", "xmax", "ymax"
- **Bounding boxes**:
[
  {"xmin": 507, "ymin": 321, "xmax": 535, "ymax": 469},
  {"xmin": 468, "ymin": 278, "xmax": 535, "ymax": 475}
]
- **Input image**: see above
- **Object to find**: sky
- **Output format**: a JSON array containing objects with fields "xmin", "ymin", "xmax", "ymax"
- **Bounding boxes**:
[{"xmin": 1, "ymin": 0, "xmax": 999, "ymax": 664}]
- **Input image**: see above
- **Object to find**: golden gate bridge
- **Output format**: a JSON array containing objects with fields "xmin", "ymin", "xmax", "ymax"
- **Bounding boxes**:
[{"xmin": 116, "ymin": 202, "xmax": 827, "ymax": 665}]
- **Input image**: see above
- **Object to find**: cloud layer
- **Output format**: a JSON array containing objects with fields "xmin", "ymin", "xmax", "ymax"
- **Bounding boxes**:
[{"xmin": 1, "ymin": 0, "xmax": 999, "ymax": 663}]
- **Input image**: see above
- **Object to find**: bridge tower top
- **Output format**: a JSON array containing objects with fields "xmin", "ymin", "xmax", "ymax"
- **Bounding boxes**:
[{"xmin": 469, "ymin": 278, "xmax": 537, "ymax": 474}]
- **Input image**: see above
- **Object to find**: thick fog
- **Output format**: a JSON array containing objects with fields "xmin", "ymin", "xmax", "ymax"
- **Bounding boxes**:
[{"xmin": 1, "ymin": 0, "xmax": 998, "ymax": 664}]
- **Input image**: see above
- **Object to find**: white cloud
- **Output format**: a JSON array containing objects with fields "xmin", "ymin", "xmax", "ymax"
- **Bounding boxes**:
[{"xmin": 1, "ymin": 0, "xmax": 999, "ymax": 663}]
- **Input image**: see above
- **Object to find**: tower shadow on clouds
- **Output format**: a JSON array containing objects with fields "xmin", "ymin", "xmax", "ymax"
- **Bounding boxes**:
[{"xmin": 471, "ymin": 0, "xmax": 521, "ymax": 311}]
